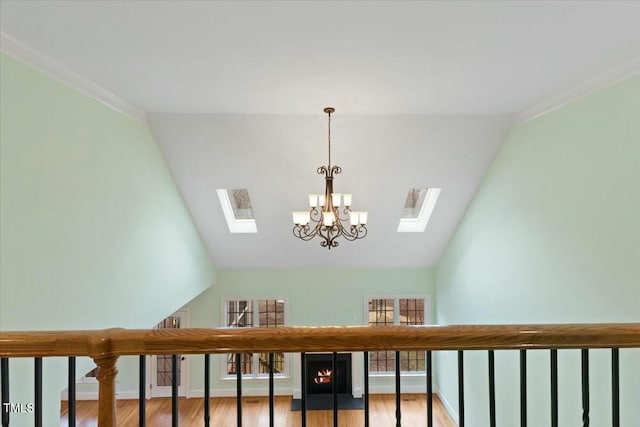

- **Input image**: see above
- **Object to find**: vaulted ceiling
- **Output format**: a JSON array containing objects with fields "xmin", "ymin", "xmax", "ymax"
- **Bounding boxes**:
[{"xmin": 2, "ymin": 1, "xmax": 639, "ymax": 268}]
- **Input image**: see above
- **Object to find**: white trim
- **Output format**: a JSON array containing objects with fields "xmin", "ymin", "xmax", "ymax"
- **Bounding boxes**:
[
  {"xmin": 221, "ymin": 298, "xmax": 289, "ymax": 379},
  {"xmin": 434, "ymin": 385, "xmax": 459, "ymax": 425},
  {"xmin": 514, "ymin": 57, "xmax": 640, "ymax": 124},
  {"xmin": 63, "ymin": 388, "xmax": 449, "ymax": 401},
  {"xmin": 216, "ymin": 189, "xmax": 258, "ymax": 233},
  {"xmin": 149, "ymin": 310, "xmax": 191, "ymax": 398},
  {"xmin": 0, "ymin": 31, "xmax": 147, "ymax": 124},
  {"xmin": 61, "ymin": 390, "xmax": 140, "ymax": 401},
  {"xmin": 189, "ymin": 388, "xmax": 293, "ymax": 398},
  {"xmin": 368, "ymin": 384, "xmax": 427, "ymax": 394},
  {"xmin": 3, "ymin": 29, "xmax": 636, "ymax": 129},
  {"xmin": 397, "ymin": 188, "xmax": 441, "ymax": 233},
  {"xmin": 220, "ymin": 374, "xmax": 290, "ymax": 381},
  {"xmin": 364, "ymin": 295, "xmax": 433, "ymax": 326},
  {"xmin": 369, "ymin": 371, "xmax": 427, "ymax": 378},
  {"xmin": 63, "ymin": 384, "xmax": 454, "ymax": 422},
  {"xmin": 364, "ymin": 295, "xmax": 433, "ymax": 377}
]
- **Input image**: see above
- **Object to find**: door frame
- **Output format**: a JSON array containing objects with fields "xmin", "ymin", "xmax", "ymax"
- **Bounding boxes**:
[{"xmin": 148, "ymin": 309, "xmax": 190, "ymax": 398}]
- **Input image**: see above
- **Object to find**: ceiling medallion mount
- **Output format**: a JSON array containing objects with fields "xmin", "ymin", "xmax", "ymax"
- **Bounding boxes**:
[{"xmin": 292, "ymin": 107, "xmax": 368, "ymax": 249}]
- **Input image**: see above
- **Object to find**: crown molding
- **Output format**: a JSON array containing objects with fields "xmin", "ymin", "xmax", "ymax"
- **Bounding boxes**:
[
  {"xmin": 514, "ymin": 57, "xmax": 640, "ymax": 124},
  {"xmin": 3, "ymin": 30, "xmax": 637, "ymax": 127},
  {"xmin": 0, "ymin": 32, "xmax": 147, "ymax": 124}
]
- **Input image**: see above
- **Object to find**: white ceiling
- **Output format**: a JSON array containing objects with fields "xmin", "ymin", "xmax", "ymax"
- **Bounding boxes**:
[{"xmin": 2, "ymin": 1, "xmax": 639, "ymax": 268}]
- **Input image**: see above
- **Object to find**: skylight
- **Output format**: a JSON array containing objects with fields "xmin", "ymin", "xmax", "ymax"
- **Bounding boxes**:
[
  {"xmin": 397, "ymin": 188, "xmax": 441, "ymax": 233},
  {"xmin": 216, "ymin": 188, "xmax": 257, "ymax": 233}
]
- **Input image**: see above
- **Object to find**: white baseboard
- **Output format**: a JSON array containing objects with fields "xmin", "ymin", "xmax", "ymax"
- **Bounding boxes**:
[
  {"xmin": 61, "ymin": 390, "xmax": 140, "ymax": 401},
  {"xmin": 433, "ymin": 385, "xmax": 459, "ymax": 425},
  {"xmin": 62, "ymin": 386, "xmax": 442, "ymax": 400},
  {"xmin": 62, "ymin": 388, "xmax": 297, "ymax": 401},
  {"xmin": 368, "ymin": 384, "xmax": 426, "ymax": 394},
  {"xmin": 61, "ymin": 383, "xmax": 458, "ymax": 426},
  {"xmin": 189, "ymin": 388, "xmax": 293, "ymax": 398}
]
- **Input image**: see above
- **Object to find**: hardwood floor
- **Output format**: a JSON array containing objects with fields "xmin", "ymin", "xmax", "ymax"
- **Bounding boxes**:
[{"xmin": 61, "ymin": 394, "xmax": 456, "ymax": 426}]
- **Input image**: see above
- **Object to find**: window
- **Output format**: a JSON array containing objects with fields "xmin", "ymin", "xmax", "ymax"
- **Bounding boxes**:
[
  {"xmin": 216, "ymin": 188, "xmax": 258, "ymax": 233},
  {"xmin": 367, "ymin": 297, "xmax": 429, "ymax": 373},
  {"xmin": 397, "ymin": 187, "xmax": 441, "ymax": 233},
  {"xmin": 224, "ymin": 299, "xmax": 286, "ymax": 378}
]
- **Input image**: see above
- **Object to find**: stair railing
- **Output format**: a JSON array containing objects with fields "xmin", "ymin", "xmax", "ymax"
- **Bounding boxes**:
[{"xmin": 1, "ymin": 323, "xmax": 639, "ymax": 427}]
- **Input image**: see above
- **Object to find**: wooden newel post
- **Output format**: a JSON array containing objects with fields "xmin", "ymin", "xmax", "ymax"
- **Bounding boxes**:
[{"xmin": 93, "ymin": 355, "xmax": 119, "ymax": 427}]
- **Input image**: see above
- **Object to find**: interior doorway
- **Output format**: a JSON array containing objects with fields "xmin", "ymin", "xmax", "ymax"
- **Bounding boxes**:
[{"xmin": 149, "ymin": 310, "xmax": 189, "ymax": 398}]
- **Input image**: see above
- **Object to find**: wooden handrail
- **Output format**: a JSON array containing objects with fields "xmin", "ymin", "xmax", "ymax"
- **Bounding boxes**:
[
  {"xmin": 2, "ymin": 324, "xmax": 639, "ymax": 427},
  {"xmin": 2, "ymin": 324, "xmax": 639, "ymax": 358}
]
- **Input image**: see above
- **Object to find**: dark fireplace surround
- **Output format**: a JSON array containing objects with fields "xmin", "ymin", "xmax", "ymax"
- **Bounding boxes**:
[{"xmin": 305, "ymin": 353, "xmax": 352, "ymax": 395}]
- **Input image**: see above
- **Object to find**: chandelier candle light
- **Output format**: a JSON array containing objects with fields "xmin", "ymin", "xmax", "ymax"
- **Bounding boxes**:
[{"xmin": 292, "ymin": 107, "xmax": 368, "ymax": 249}]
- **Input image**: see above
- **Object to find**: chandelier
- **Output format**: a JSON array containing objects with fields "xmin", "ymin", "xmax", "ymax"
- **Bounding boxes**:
[{"xmin": 292, "ymin": 107, "xmax": 368, "ymax": 249}]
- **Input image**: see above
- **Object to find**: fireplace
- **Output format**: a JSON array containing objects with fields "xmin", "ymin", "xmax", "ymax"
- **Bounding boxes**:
[{"xmin": 305, "ymin": 353, "xmax": 352, "ymax": 395}]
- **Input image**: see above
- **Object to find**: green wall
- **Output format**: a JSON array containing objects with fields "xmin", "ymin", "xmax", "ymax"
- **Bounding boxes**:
[
  {"xmin": 183, "ymin": 268, "xmax": 435, "ymax": 395},
  {"xmin": 75, "ymin": 268, "xmax": 434, "ymax": 399},
  {"xmin": 0, "ymin": 53, "xmax": 216, "ymax": 426},
  {"xmin": 3, "ymin": 44, "xmax": 638, "ymax": 426},
  {"xmin": 436, "ymin": 76, "xmax": 640, "ymax": 426}
]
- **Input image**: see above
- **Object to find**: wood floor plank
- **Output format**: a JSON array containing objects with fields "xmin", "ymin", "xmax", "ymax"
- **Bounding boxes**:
[{"xmin": 61, "ymin": 394, "xmax": 456, "ymax": 427}]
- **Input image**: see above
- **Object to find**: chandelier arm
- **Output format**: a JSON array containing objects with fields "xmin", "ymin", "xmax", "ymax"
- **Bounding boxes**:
[
  {"xmin": 326, "ymin": 238, "xmax": 339, "ymax": 249},
  {"xmin": 334, "ymin": 221, "xmax": 357, "ymax": 242},
  {"xmin": 335, "ymin": 207, "xmax": 352, "ymax": 222},
  {"xmin": 309, "ymin": 207, "xmax": 322, "ymax": 222},
  {"xmin": 327, "ymin": 224, "xmax": 344, "ymax": 249},
  {"xmin": 292, "ymin": 225, "xmax": 318, "ymax": 241},
  {"xmin": 330, "ymin": 220, "xmax": 349, "ymax": 239},
  {"xmin": 354, "ymin": 225, "xmax": 368, "ymax": 239},
  {"xmin": 315, "ymin": 222, "xmax": 329, "ymax": 239},
  {"xmin": 317, "ymin": 165, "xmax": 342, "ymax": 179},
  {"xmin": 318, "ymin": 224, "xmax": 333, "ymax": 248},
  {"xmin": 325, "ymin": 226, "xmax": 340, "ymax": 249},
  {"xmin": 336, "ymin": 221, "xmax": 368, "ymax": 242}
]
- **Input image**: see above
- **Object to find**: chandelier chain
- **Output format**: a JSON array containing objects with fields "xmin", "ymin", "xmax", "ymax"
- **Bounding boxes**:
[{"xmin": 327, "ymin": 109, "xmax": 332, "ymax": 169}]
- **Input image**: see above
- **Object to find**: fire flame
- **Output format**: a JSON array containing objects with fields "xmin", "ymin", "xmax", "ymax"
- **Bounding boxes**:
[{"xmin": 314, "ymin": 369, "xmax": 332, "ymax": 384}]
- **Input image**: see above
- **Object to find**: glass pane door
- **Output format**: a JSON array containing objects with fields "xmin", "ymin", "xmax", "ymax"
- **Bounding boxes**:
[{"xmin": 150, "ymin": 312, "xmax": 188, "ymax": 397}]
